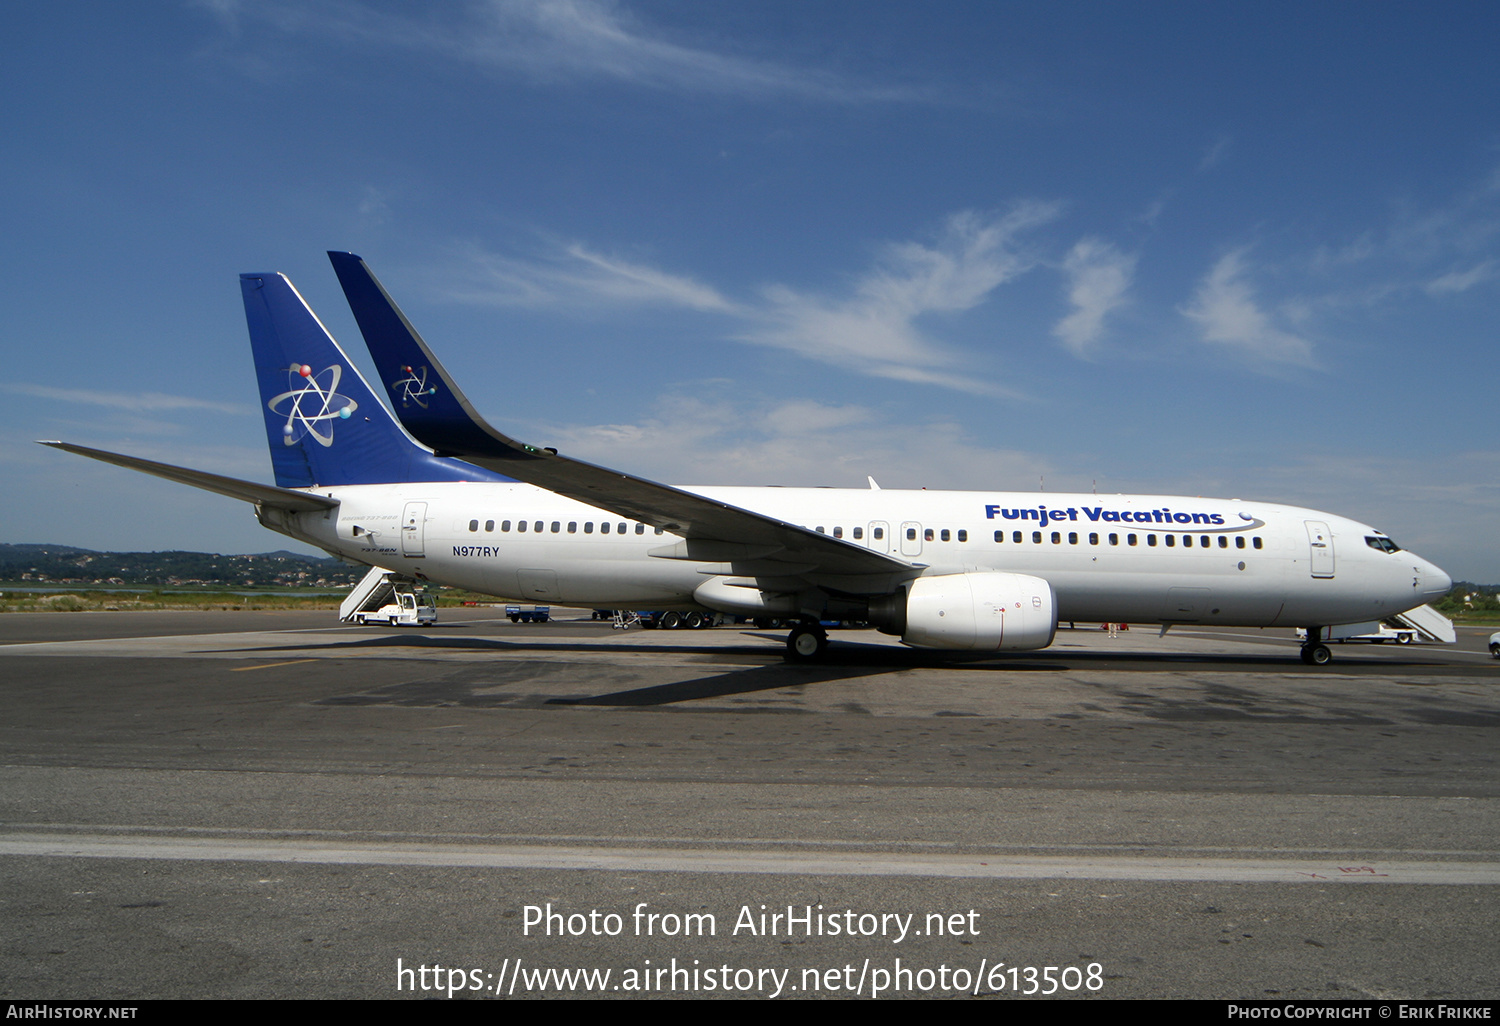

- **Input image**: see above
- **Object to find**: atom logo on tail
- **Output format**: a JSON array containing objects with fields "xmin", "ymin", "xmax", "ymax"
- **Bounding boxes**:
[
  {"xmin": 391, "ymin": 365, "xmax": 439, "ymax": 408},
  {"xmin": 267, "ymin": 363, "xmax": 358, "ymax": 448}
]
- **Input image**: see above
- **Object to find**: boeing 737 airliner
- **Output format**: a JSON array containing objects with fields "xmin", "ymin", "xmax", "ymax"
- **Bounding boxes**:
[{"xmin": 45, "ymin": 252, "xmax": 1452, "ymax": 664}]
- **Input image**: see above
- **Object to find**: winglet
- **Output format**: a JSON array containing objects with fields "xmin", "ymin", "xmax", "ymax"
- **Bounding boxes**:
[{"xmin": 327, "ymin": 251, "xmax": 542, "ymax": 465}]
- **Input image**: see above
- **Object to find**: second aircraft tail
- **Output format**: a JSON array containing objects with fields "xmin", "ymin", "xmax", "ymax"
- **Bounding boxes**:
[{"xmin": 240, "ymin": 271, "xmax": 511, "ymax": 488}]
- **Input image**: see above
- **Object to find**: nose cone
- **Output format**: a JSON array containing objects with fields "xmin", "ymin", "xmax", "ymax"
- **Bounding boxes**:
[{"xmin": 1419, "ymin": 558, "xmax": 1452, "ymax": 599}]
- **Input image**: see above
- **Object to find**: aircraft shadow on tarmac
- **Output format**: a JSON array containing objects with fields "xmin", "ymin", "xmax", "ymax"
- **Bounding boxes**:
[
  {"xmin": 215, "ymin": 628, "xmax": 1449, "ymax": 674},
  {"xmin": 212, "ymin": 626, "xmax": 1469, "ymax": 711}
]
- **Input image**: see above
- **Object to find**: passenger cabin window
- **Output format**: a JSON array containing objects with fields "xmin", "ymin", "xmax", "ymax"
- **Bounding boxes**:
[
  {"xmin": 957, "ymin": 530, "xmax": 967, "ymax": 542},
  {"xmin": 872, "ymin": 527, "xmax": 884, "ymax": 540},
  {"xmin": 583, "ymin": 522, "xmax": 592, "ymax": 533},
  {"xmin": 468, "ymin": 520, "xmax": 478, "ymax": 532},
  {"xmin": 501, "ymin": 520, "xmax": 511, "ymax": 532},
  {"xmin": 1252, "ymin": 537, "xmax": 1263, "ymax": 549},
  {"xmin": 600, "ymin": 523, "xmax": 609, "ymax": 534},
  {"xmin": 1236, "ymin": 536, "xmax": 1245, "ymax": 549},
  {"xmin": 940, "ymin": 529, "xmax": 950, "ymax": 542},
  {"xmin": 1089, "ymin": 533, "xmax": 1099, "ymax": 545},
  {"xmin": 1014, "ymin": 531, "xmax": 1023, "ymax": 543},
  {"xmin": 636, "ymin": 524, "xmax": 645, "ymax": 534},
  {"xmin": 1051, "ymin": 531, "xmax": 1061, "ymax": 544},
  {"xmin": 994, "ymin": 530, "xmax": 1004, "ymax": 543},
  {"xmin": 853, "ymin": 527, "xmax": 863, "ymax": 540},
  {"xmin": 1165, "ymin": 535, "xmax": 1175, "ymax": 547},
  {"xmin": 924, "ymin": 529, "xmax": 934, "ymax": 541},
  {"xmin": 485, "ymin": 520, "xmax": 494, "ymax": 532},
  {"xmin": 833, "ymin": 527, "xmax": 843, "ymax": 539},
  {"xmin": 550, "ymin": 522, "xmax": 560, "ymax": 533},
  {"xmin": 518, "ymin": 521, "xmax": 528, "ymax": 532},
  {"xmin": 1032, "ymin": 531, "xmax": 1042, "ymax": 544},
  {"xmin": 1068, "ymin": 532, "xmax": 1078, "ymax": 544},
  {"xmin": 533, "ymin": 521, "xmax": 543, "ymax": 533},
  {"xmin": 1147, "ymin": 534, "xmax": 1157, "ymax": 546},
  {"xmin": 907, "ymin": 528, "xmax": 917, "ymax": 541},
  {"xmin": 1218, "ymin": 536, "xmax": 1227, "ymax": 548}
]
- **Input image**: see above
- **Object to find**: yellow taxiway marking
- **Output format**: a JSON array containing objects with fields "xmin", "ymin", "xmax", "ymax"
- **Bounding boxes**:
[{"xmin": 230, "ymin": 659, "xmax": 320, "ymax": 672}]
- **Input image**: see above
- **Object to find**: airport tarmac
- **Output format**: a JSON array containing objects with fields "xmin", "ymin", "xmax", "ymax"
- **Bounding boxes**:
[{"xmin": 1, "ymin": 609, "xmax": 1496, "ymax": 1000}]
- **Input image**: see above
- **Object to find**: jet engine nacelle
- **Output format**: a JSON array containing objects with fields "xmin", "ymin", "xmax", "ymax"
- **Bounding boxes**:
[{"xmin": 875, "ymin": 571, "xmax": 1057, "ymax": 651}]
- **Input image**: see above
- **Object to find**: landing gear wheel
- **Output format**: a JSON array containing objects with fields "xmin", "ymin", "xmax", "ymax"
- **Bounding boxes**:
[
  {"xmin": 1300, "ymin": 643, "xmax": 1332, "ymax": 665},
  {"xmin": 785, "ymin": 625, "xmax": 828, "ymax": 662}
]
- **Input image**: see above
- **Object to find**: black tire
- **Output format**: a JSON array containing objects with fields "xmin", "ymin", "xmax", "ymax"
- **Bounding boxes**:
[
  {"xmin": 1489, "ymin": 643, "xmax": 1499, "ymax": 659},
  {"xmin": 660, "ymin": 611, "xmax": 682, "ymax": 629},
  {"xmin": 684, "ymin": 612, "xmax": 703, "ymax": 629},
  {"xmin": 1397, "ymin": 633, "xmax": 1413, "ymax": 644},
  {"xmin": 1301, "ymin": 643, "xmax": 1332, "ymax": 666},
  {"xmin": 785, "ymin": 625, "xmax": 828, "ymax": 662}
]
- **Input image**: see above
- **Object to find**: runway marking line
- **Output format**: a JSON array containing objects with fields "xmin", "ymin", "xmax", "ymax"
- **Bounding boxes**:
[{"xmin": 2, "ymin": 832, "xmax": 1498, "ymax": 885}]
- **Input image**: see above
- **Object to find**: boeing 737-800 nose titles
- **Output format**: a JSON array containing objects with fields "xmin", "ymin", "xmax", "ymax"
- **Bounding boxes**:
[{"xmin": 42, "ymin": 253, "xmax": 1453, "ymax": 664}]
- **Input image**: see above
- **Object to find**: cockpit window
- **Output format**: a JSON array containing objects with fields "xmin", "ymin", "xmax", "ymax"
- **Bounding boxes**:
[{"xmin": 1365, "ymin": 536, "xmax": 1402, "ymax": 554}]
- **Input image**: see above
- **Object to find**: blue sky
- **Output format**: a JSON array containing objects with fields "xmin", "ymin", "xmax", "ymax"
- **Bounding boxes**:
[{"xmin": 3, "ymin": 2, "xmax": 1497, "ymax": 580}]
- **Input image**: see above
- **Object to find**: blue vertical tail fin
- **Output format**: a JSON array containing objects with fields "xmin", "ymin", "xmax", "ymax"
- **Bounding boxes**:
[{"xmin": 240, "ymin": 271, "xmax": 510, "ymax": 487}]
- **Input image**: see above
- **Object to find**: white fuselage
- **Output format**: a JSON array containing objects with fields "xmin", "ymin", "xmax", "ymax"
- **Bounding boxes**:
[{"xmin": 265, "ymin": 482, "xmax": 1450, "ymax": 628}]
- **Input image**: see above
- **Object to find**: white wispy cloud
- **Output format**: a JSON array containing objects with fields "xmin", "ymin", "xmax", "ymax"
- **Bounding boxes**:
[
  {"xmin": 739, "ymin": 204, "xmax": 1061, "ymax": 396},
  {"xmin": 440, "ymin": 205, "xmax": 1059, "ymax": 395},
  {"xmin": 202, "ymin": 0, "xmax": 925, "ymax": 103},
  {"xmin": 527, "ymin": 393, "xmax": 1053, "ymax": 489},
  {"xmin": 2, "ymin": 384, "xmax": 251, "ymax": 416},
  {"xmin": 1181, "ymin": 250, "xmax": 1316, "ymax": 367},
  {"xmin": 1052, "ymin": 238, "xmax": 1135, "ymax": 357},
  {"xmin": 1197, "ymin": 133, "xmax": 1232, "ymax": 172},
  {"xmin": 1425, "ymin": 259, "xmax": 1496, "ymax": 296},
  {"xmin": 442, "ymin": 241, "xmax": 738, "ymax": 312}
]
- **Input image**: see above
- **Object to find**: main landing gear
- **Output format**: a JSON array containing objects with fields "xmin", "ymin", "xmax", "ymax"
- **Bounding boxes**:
[
  {"xmin": 1300, "ymin": 626, "xmax": 1332, "ymax": 666},
  {"xmin": 785, "ymin": 623, "xmax": 828, "ymax": 662}
]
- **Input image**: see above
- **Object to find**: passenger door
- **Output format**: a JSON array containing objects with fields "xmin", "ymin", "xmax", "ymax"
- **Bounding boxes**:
[
  {"xmin": 401, "ymin": 501, "xmax": 427, "ymax": 558},
  {"xmin": 1305, "ymin": 521, "xmax": 1334, "ymax": 578}
]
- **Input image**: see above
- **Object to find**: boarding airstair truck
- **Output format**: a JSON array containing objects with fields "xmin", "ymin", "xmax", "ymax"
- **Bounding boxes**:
[{"xmin": 340, "ymin": 566, "xmax": 436, "ymax": 626}]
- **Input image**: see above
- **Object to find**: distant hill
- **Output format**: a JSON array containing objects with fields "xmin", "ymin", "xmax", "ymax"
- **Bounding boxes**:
[{"xmin": 0, "ymin": 544, "xmax": 364, "ymax": 589}]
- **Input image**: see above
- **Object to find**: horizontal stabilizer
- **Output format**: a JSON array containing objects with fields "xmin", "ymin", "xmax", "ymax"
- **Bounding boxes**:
[{"xmin": 39, "ymin": 441, "xmax": 338, "ymax": 513}]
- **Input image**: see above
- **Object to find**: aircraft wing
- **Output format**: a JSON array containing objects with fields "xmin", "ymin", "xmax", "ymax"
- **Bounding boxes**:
[
  {"xmin": 39, "ymin": 441, "xmax": 339, "ymax": 513},
  {"xmin": 326, "ymin": 252, "xmax": 914, "ymax": 579}
]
